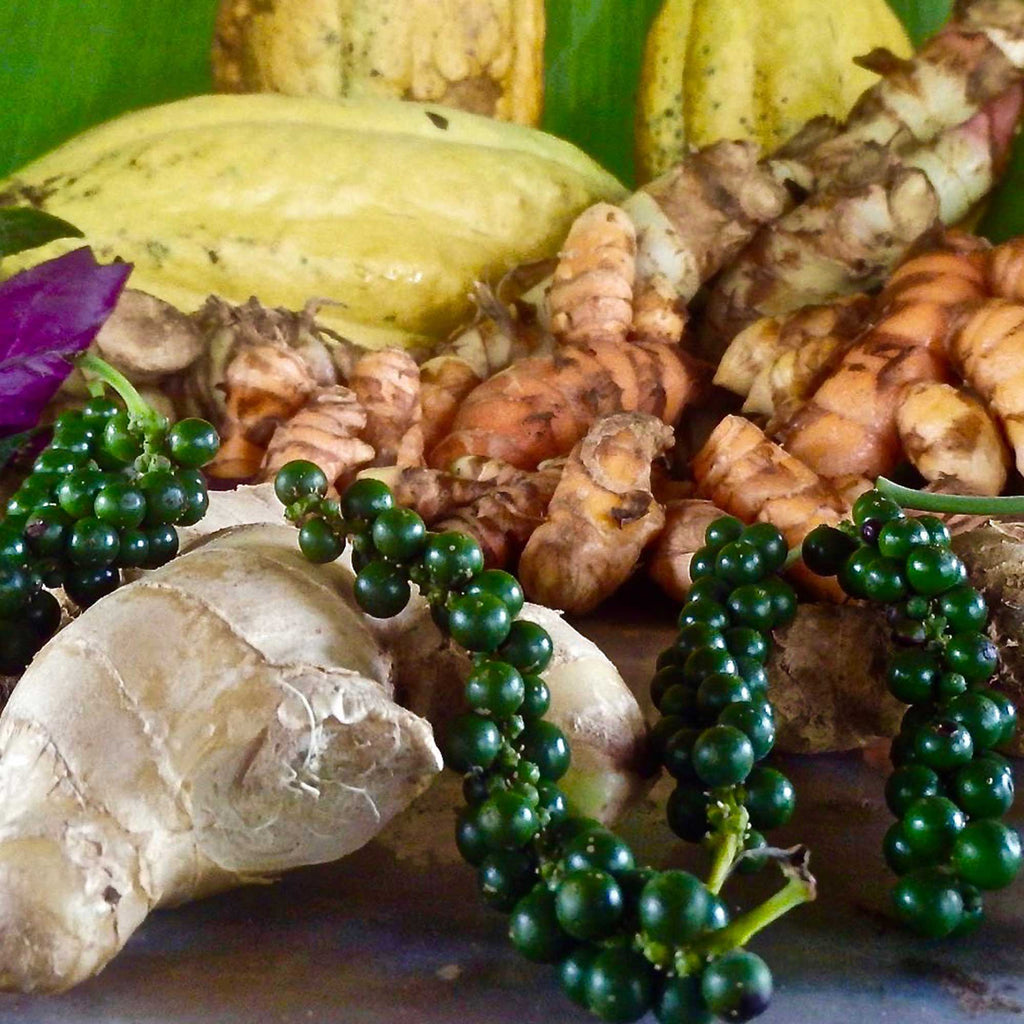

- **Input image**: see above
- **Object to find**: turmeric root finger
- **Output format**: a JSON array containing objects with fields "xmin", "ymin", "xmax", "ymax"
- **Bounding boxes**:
[
  {"xmin": 947, "ymin": 298, "xmax": 1024, "ymax": 474},
  {"xmin": 518, "ymin": 413, "xmax": 673, "ymax": 613},
  {"xmin": 896, "ymin": 380, "xmax": 1012, "ymax": 495},
  {"xmin": 428, "ymin": 338, "xmax": 700, "ymax": 471},
  {"xmin": 692, "ymin": 415, "xmax": 847, "ymax": 600},
  {"xmin": 647, "ymin": 498, "xmax": 729, "ymax": 602},
  {"xmin": 351, "ymin": 348, "xmax": 424, "ymax": 467},
  {"xmin": 548, "ymin": 203, "xmax": 636, "ymax": 347},
  {"xmin": 260, "ymin": 386, "xmax": 374, "ymax": 487},
  {"xmin": 773, "ymin": 234, "xmax": 990, "ymax": 481}
]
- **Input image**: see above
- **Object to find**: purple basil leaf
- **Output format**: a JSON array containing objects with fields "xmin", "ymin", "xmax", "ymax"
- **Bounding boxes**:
[{"xmin": 0, "ymin": 247, "xmax": 131, "ymax": 434}]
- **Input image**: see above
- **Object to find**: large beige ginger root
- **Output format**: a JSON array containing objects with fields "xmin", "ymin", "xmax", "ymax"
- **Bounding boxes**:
[{"xmin": 518, "ymin": 414, "xmax": 673, "ymax": 614}]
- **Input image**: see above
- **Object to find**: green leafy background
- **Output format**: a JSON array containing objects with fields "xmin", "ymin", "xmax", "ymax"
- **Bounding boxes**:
[{"xmin": 0, "ymin": 0, "xmax": 1017, "ymax": 236}]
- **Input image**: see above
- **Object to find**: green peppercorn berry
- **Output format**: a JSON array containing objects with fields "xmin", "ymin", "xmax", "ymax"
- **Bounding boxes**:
[
  {"xmin": 421, "ymin": 530, "xmax": 483, "ymax": 588},
  {"xmin": 902, "ymin": 796, "xmax": 965, "ymax": 860},
  {"xmin": 656, "ymin": 974, "xmax": 712, "ymax": 1024},
  {"xmin": 860, "ymin": 554, "xmax": 909, "ymax": 603},
  {"xmin": 92, "ymin": 481, "xmax": 146, "ymax": 530},
  {"xmin": 883, "ymin": 821, "xmax": 921, "ymax": 875},
  {"xmin": 585, "ymin": 947, "xmax": 655, "ymax": 1024},
  {"xmin": 520, "ymin": 674, "xmax": 551, "ymax": 719},
  {"xmin": 659, "ymin": 685, "xmax": 696, "ymax": 720},
  {"xmin": 559, "ymin": 945, "xmax": 600, "ymax": 1008},
  {"xmin": 852, "ymin": 490, "xmax": 904, "ymax": 526},
  {"xmin": 144, "ymin": 525, "xmax": 179, "ymax": 568},
  {"xmin": 952, "ymin": 883, "xmax": 985, "ymax": 938},
  {"xmin": 692, "ymin": 725, "xmax": 754, "ymax": 787},
  {"xmin": 455, "ymin": 805, "xmax": 489, "ymax": 865},
  {"xmin": 802, "ymin": 524, "xmax": 858, "ymax": 577},
  {"xmin": 952, "ymin": 821, "xmax": 1023, "ymax": 890},
  {"xmin": 64, "ymin": 566, "xmax": 119, "ymax": 608},
  {"xmin": 666, "ymin": 783, "xmax": 710, "ymax": 842},
  {"xmin": 0, "ymin": 567, "xmax": 32, "ymax": 618},
  {"xmin": 689, "ymin": 547, "xmax": 717, "ymax": 580},
  {"xmin": 54, "ymin": 468, "xmax": 104, "ymax": 519},
  {"xmin": 705, "ymin": 516, "xmax": 745, "ymax": 552},
  {"xmin": 463, "ymin": 569, "xmax": 524, "ymax": 619},
  {"xmin": 701, "ymin": 950, "xmax": 773, "ymax": 1023},
  {"xmin": 906, "ymin": 545, "xmax": 967, "ymax": 596},
  {"xmin": 741, "ymin": 522, "xmax": 787, "ymax": 573},
  {"xmin": 675, "ymin": 621, "xmax": 727, "ymax": 656},
  {"xmin": 684, "ymin": 646, "xmax": 739, "ymax": 686},
  {"xmin": 736, "ymin": 830, "xmax": 769, "ymax": 876},
  {"xmin": 838, "ymin": 546, "xmax": 876, "ymax": 599},
  {"xmin": 554, "ymin": 869, "xmax": 624, "ymax": 942},
  {"xmin": 715, "ymin": 540, "xmax": 765, "ymax": 586},
  {"xmin": 650, "ymin": 665, "xmax": 688, "ymax": 711},
  {"xmin": 508, "ymin": 885, "xmax": 571, "ymax": 962},
  {"xmin": 370, "ymin": 507, "xmax": 427, "ymax": 561},
  {"xmin": 81, "ymin": 396, "xmax": 119, "ymax": 429},
  {"xmin": 33, "ymin": 447, "xmax": 86, "ymax": 477},
  {"xmin": 67, "ymin": 517, "xmax": 120, "ymax": 568},
  {"xmin": 886, "ymin": 650, "xmax": 940, "ymax": 704},
  {"xmin": 100, "ymin": 413, "xmax": 142, "ymax": 465},
  {"xmin": 22, "ymin": 589, "xmax": 61, "ymax": 641},
  {"xmin": 913, "ymin": 719, "xmax": 974, "ymax": 772},
  {"xmin": 725, "ymin": 584, "xmax": 773, "ymax": 630},
  {"xmin": 735, "ymin": 657, "xmax": 768, "ymax": 698},
  {"xmin": 174, "ymin": 468, "xmax": 209, "ymax": 527},
  {"xmin": 295, "ymin": 517, "xmax": 344, "ymax": 563},
  {"xmin": 695, "ymin": 673, "xmax": 752, "ymax": 722},
  {"xmin": 353, "ymin": 560, "xmax": 411, "ymax": 618},
  {"xmin": 723, "ymin": 627, "xmax": 768, "ymax": 664},
  {"xmin": 167, "ymin": 418, "xmax": 220, "ymax": 468},
  {"xmin": 448, "ymin": 592, "xmax": 512, "ymax": 652},
  {"xmin": 499, "ymin": 620, "xmax": 553, "ymax": 674},
  {"xmin": 478, "ymin": 849, "xmax": 537, "ymax": 910},
  {"xmin": 885, "ymin": 765, "xmax": 942, "ymax": 818},
  {"xmin": 943, "ymin": 631, "xmax": 998, "ymax": 684},
  {"xmin": 23, "ymin": 506, "xmax": 70, "ymax": 559},
  {"xmin": 662, "ymin": 727, "xmax": 701, "ymax": 781},
  {"xmin": 273, "ymin": 459, "xmax": 329, "ymax": 506},
  {"xmin": 138, "ymin": 471, "xmax": 187, "ymax": 526},
  {"xmin": 876, "ymin": 517, "xmax": 930, "ymax": 561},
  {"xmin": 465, "ymin": 661, "xmax": 525, "ymax": 718},
  {"xmin": 444, "ymin": 713, "xmax": 502, "ymax": 771},
  {"xmin": 984, "ymin": 690, "xmax": 1018, "ymax": 746},
  {"xmin": 677, "ymin": 598, "xmax": 730, "ymax": 631},
  {"xmin": 0, "ymin": 526, "xmax": 27, "ymax": 570},
  {"xmin": 918, "ymin": 515, "xmax": 952, "ymax": 548},
  {"xmin": 688, "ymin": 576, "xmax": 731, "ymax": 606},
  {"xmin": 743, "ymin": 766, "xmax": 796, "ymax": 830},
  {"xmin": 946, "ymin": 692, "xmax": 1004, "ymax": 750},
  {"xmin": 536, "ymin": 780, "xmax": 569, "ymax": 826},
  {"xmin": 638, "ymin": 870, "xmax": 710, "ymax": 946},
  {"xmin": 892, "ymin": 867, "xmax": 964, "ymax": 938},
  {"xmin": 519, "ymin": 720, "xmax": 571, "ymax": 781},
  {"xmin": 477, "ymin": 790, "xmax": 539, "ymax": 849},
  {"xmin": 952, "ymin": 760, "xmax": 1015, "ymax": 819},
  {"xmin": 761, "ymin": 576, "xmax": 798, "ymax": 627},
  {"xmin": 937, "ymin": 585, "xmax": 987, "ymax": 633},
  {"xmin": 718, "ymin": 701, "xmax": 776, "ymax": 760}
]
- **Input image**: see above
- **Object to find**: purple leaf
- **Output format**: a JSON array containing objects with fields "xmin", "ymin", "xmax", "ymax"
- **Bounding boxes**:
[{"xmin": 0, "ymin": 247, "xmax": 132, "ymax": 434}]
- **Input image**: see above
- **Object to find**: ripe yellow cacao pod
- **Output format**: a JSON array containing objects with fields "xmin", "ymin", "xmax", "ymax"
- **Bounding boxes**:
[
  {"xmin": 636, "ymin": 0, "xmax": 913, "ymax": 182},
  {"xmin": 212, "ymin": 0, "xmax": 545, "ymax": 127},
  {"xmin": 0, "ymin": 93, "xmax": 623, "ymax": 349}
]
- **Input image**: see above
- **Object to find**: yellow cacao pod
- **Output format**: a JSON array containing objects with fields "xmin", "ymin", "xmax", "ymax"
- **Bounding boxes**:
[
  {"xmin": 0, "ymin": 93, "xmax": 623, "ymax": 349},
  {"xmin": 212, "ymin": 0, "xmax": 545, "ymax": 126},
  {"xmin": 636, "ymin": 0, "xmax": 913, "ymax": 182}
]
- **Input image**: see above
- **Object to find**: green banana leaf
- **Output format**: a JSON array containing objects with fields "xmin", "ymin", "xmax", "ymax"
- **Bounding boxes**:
[{"xmin": 1, "ymin": 0, "xmax": 1020, "ymax": 234}]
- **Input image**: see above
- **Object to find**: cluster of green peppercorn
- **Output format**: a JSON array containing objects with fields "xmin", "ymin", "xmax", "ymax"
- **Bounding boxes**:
[
  {"xmin": 0, "ymin": 388, "xmax": 219, "ymax": 675},
  {"xmin": 276, "ymin": 458, "xmax": 802, "ymax": 1024},
  {"xmin": 803, "ymin": 489, "xmax": 1021, "ymax": 939}
]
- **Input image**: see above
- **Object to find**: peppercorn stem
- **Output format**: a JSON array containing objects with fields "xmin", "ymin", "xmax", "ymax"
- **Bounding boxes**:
[
  {"xmin": 875, "ymin": 477, "xmax": 1024, "ymax": 517},
  {"xmin": 76, "ymin": 352, "xmax": 166, "ymax": 433},
  {"xmin": 705, "ymin": 796, "xmax": 749, "ymax": 895},
  {"xmin": 686, "ymin": 847, "xmax": 816, "ymax": 966}
]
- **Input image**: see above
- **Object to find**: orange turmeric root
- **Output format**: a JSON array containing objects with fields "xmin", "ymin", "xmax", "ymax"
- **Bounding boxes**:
[
  {"xmin": 692, "ymin": 415, "xmax": 848, "ymax": 601},
  {"xmin": 428, "ymin": 339, "xmax": 701, "ymax": 471},
  {"xmin": 773, "ymin": 233, "xmax": 990, "ymax": 481},
  {"xmin": 895, "ymin": 380, "xmax": 1012, "ymax": 494},
  {"xmin": 647, "ymin": 498, "xmax": 729, "ymax": 603},
  {"xmin": 946, "ymin": 299, "xmax": 1024, "ymax": 474},
  {"xmin": 547, "ymin": 203, "xmax": 636, "ymax": 347},
  {"xmin": 350, "ymin": 348, "xmax": 424, "ymax": 468},
  {"xmin": 260, "ymin": 386, "xmax": 375, "ymax": 487},
  {"xmin": 206, "ymin": 343, "xmax": 316, "ymax": 480},
  {"xmin": 518, "ymin": 413, "xmax": 673, "ymax": 614}
]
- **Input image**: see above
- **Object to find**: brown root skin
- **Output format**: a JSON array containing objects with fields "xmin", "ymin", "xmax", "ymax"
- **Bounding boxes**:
[
  {"xmin": 351, "ymin": 348, "xmax": 424, "ymax": 468},
  {"xmin": 647, "ymin": 498, "xmax": 727, "ymax": 602},
  {"xmin": 518, "ymin": 413, "xmax": 672, "ymax": 614},
  {"xmin": 896, "ymin": 381, "xmax": 1011, "ymax": 495},
  {"xmin": 259, "ymin": 385, "xmax": 374, "ymax": 487},
  {"xmin": 769, "ymin": 603, "xmax": 903, "ymax": 752},
  {"xmin": 548, "ymin": 202, "xmax": 636, "ymax": 348},
  {"xmin": 692, "ymin": 415, "xmax": 847, "ymax": 601},
  {"xmin": 419, "ymin": 356, "xmax": 482, "ymax": 454}
]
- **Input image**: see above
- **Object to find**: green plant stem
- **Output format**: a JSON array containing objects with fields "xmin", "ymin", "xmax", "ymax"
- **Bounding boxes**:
[
  {"xmin": 875, "ymin": 477, "xmax": 1024, "ymax": 516},
  {"xmin": 77, "ymin": 352, "xmax": 165, "ymax": 432},
  {"xmin": 705, "ymin": 797, "xmax": 748, "ymax": 895}
]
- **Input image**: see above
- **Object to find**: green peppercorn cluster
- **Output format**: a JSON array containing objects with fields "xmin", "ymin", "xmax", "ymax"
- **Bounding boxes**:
[
  {"xmin": 653, "ymin": 518, "xmax": 797, "ymax": 862},
  {"xmin": 804, "ymin": 489, "xmax": 1022, "ymax": 939},
  {"xmin": 278, "ymin": 464, "xmax": 792, "ymax": 1024},
  {"xmin": 0, "ymin": 398, "xmax": 218, "ymax": 674}
]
